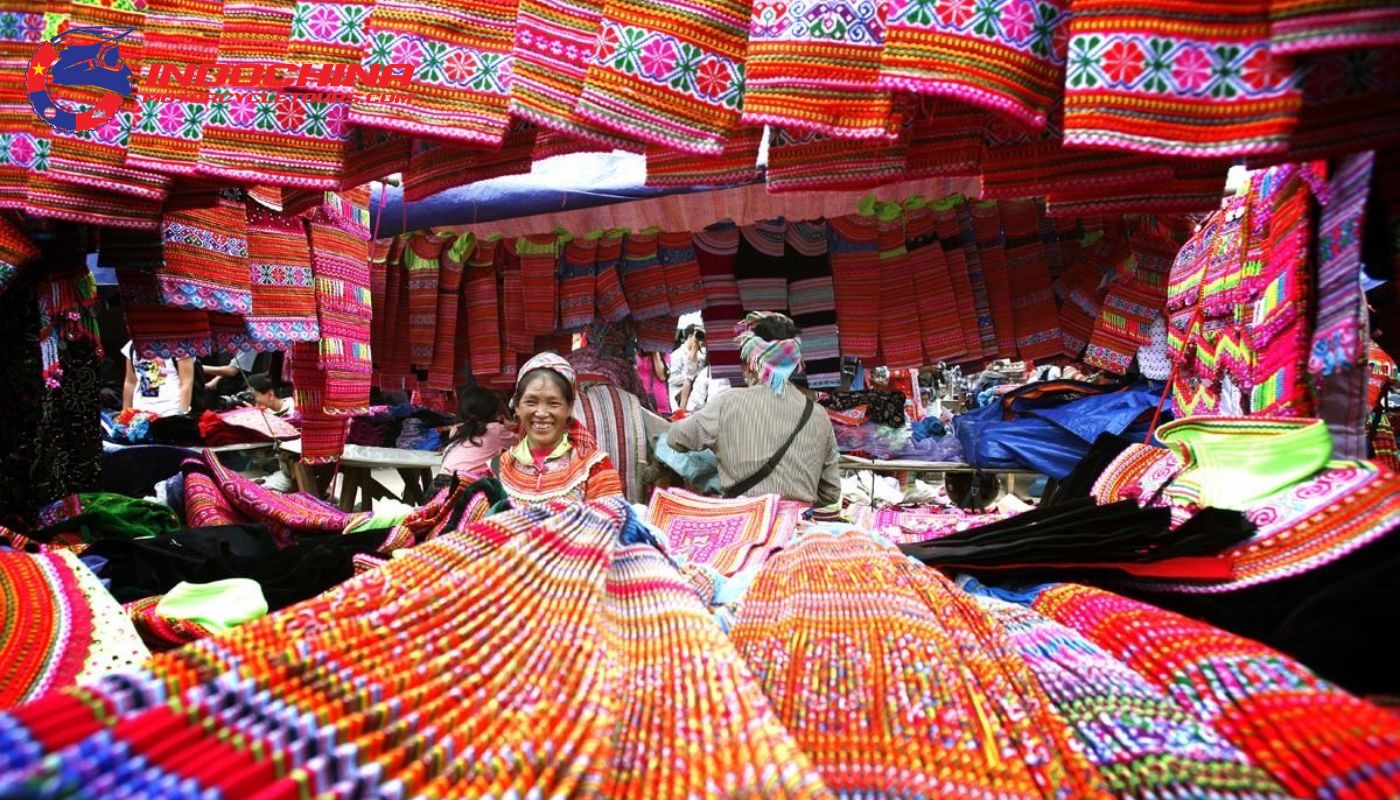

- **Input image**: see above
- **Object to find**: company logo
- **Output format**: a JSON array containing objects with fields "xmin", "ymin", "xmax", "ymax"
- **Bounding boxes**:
[{"xmin": 27, "ymin": 26, "xmax": 134, "ymax": 133}]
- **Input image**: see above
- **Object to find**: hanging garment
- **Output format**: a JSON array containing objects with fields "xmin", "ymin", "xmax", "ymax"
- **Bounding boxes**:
[
  {"xmin": 403, "ymin": 231, "xmax": 450, "ymax": 369},
  {"xmin": 1254, "ymin": 49, "xmax": 1400, "ymax": 165},
  {"xmin": 658, "ymin": 231, "xmax": 706, "ymax": 315},
  {"xmin": 904, "ymin": 98, "xmax": 987, "ymax": 178},
  {"xmin": 1002, "ymin": 199, "xmax": 1062, "ymax": 362},
  {"xmin": 593, "ymin": 230, "xmax": 631, "ymax": 323},
  {"xmin": 243, "ymin": 201, "xmax": 320, "ymax": 349},
  {"xmin": 618, "ymin": 231, "xmax": 670, "ymax": 321},
  {"xmin": 736, "ymin": 220, "xmax": 789, "ymax": 314},
  {"xmin": 876, "ymin": 213, "xmax": 924, "ymax": 369},
  {"xmin": 784, "ymin": 221, "xmax": 841, "ymax": 389},
  {"xmin": 644, "ymin": 126, "xmax": 762, "ymax": 187},
  {"xmin": 1045, "ymin": 161, "xmax": 1234, "ymax": 218},
  {"xmin": 904, "ymin": 205, "xmax": 967, "ymax": 363},
  {"xmin": 284, "ymin": 0, "xmax": 375, "ymax": 87},
  {"xmin": 0, "ymin": 216, "xmax": 37, "ymax": 298},
  {"xmin": 158, "ymin": 200, "xmax": 253, "ymax": 316},
  {"xmin": 742, "ymin": 0, "xmax": 894, "ymax": 138},
  {"xmin": 934, "ymin": 196, "xmax": 996, "ymax": 359},
  {"xmin": 104, "ymin": 230, "xmax": 213, "ymax": 360},
  {"xmin": 881, "ymin": 0, "xmax": 1071, "ymax": 131},
  {"xmin": 1083, "ymin": 226, "xmax": 1175, "ymax": 375},
  {"xmin": 0, "ymin": 4, "xmax": 45, "ymax": 210},
  {"xmin": 971, "ymin": 200, "xmax": 1018, "ymax": 358},
  {"xmin": 465, "ymin": 237, "xmax": 502, "ymax": 379},
  {"xmin": 825, "ymin": 214, "xmax": 881, "ymax": 360},
  {"xmin": 1249, "ymin": 166, "xmax": 1315, "ymax": 415},
  {"xmin": 765, "ymin": 123, "xmax": 910, "ymax": 193},
  {"xmin": 516, "ymin": 232, "xmax": 564, "ymax": 335},
  {"xmin": 694, "ymin": 225, "xmax": 744, "ymax": 382},
  {"xmin": 1270, "ymin": 0, "xmax": 1400, "ymax": 55}
]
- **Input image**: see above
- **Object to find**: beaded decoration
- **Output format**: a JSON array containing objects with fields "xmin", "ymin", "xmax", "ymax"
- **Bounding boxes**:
[{"xmin": 0, "ymin": 551, "xmax": 93, "ymax": 710}]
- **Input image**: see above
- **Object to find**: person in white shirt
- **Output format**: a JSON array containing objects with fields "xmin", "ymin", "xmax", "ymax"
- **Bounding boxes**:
[
  {"xmin": 668, "ymin": 326, "xmax": 706, "ymax": 410},
  {"xmin": 122, "ymin": 341, "xmax": 194, "ymax": 417},
  {"xmin": 247, "ymin": 373, "xmax": 296, "ymax": 417}
]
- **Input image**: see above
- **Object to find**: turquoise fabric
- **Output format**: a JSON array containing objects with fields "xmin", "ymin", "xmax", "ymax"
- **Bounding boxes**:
[{"xmin": 654, "ymin": 433, "xmax": 721, "ymax": 495}]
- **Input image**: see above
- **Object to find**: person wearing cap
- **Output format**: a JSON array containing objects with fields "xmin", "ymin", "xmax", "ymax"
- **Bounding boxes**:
[
  {"xmin": 495, "ymin": 352, "xmax": 624, "ymax": 506},
  {"xmin": 667, "ymin": 311, "xmax": 840, "ymax": 506}
]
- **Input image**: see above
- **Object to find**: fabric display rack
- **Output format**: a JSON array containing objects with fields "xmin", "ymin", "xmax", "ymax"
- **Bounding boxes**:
[{"xmin": 3, "ymin": 0, "xmax": 1400, "ymax": 798}]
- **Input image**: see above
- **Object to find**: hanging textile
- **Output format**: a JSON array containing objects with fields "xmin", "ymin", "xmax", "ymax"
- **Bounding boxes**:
[
  {"xmin": 516, "ymin": 232, "xmax": 564, "ymax": 335},
  {"xmin": 736, "ymin": 220, "xmax": 789, "ymax": 314},
  {"xmin": 338, "ymin": 127, "xmax": 412, "ymax": 190},
  {"xmin": 576, "ymin": 0, "xmax": 748, "ymax": 154},
  {"xmin": 558, "ymin": 235, "xmax": 599, "ymax": 332},
  {"xmin": 1250, "ymin": 167, "xmax": 1315, "ymax": 416},
  {"xmin": 508, "ymin": 0, "xmax": 638, "ymax": 149},
  {"xmin": 1046, "ymin": 161, "xmax": 1234, "ymax": 218},
  {"xmin": 971, "ymin": 200, "xmax": 1017, "ymax": 358},
  {"xmin": 1269, "ymin": 0, "xmax": 1400, "ymax": 56},
  {"xmin": 349, "ymin": 0, "xmax": 516, "ymax": 144},
  {"xmin": 1060, "ymin": 0, "xmax": 1300, "ymax": 158},
  {"xmin": 742, "ymin": 0, "xmax": 893, "ymax": 139},
  {"xmin": 826, "ymin": 214, "xmax": 881, "ymax": 360},
  {"xmin": 1083, "ymin": 226, "xmax": 1175, "ymax": 375},
  {"xmin": 105, "ymin": 230, "xmax": 213, "ymax": 360},
  {"xmin": 308, "ymin": 190, "xmax": 374, "ymax": 416},
  {"xmin": 284, "ymin": 0, "xmax": 374, "ymax": 86},
  {"xmin": 904, "ymin": 205, "xmax": 967, "ymax": 363},
  {"xmin": 0, "ymin": 216, "xmax": 37, "ymax": 298},
  {"xmin": 935, "ymin": 197, "xmax": 996, "ymax": 360},
  {"xmin": 1001, "ymin": 199, "xmax": 1062, "ymax": 363},
  {"xmin": 1033, "ymin": 583, "xmax": 1400, "ymax": 798},
  {"xmin": 465, "ymin": 237, "xmax": 503, "ymax": 379},
  {"xmin": 500, "ymin": 239, "xmax": 532, "ymax": 375},
  {"xmin": 658, "ymin": 231, "xmax": 706, "ymax": 315},
  {"xmin": 428, "ymin": 234, "xmax": 474, "ymax": 390},
  {"xmin": 765, "ymin": 123, "xmax": 911, "ymax": 193},
  {"xmin": 375, "ymin": 238, "xmax": 410, "ymax": 386},
  {"xmin": 533, "ymin": 130, "xmax": 613, "ymax": 161},
  {"xmin": 0, "ymin": 4, "xmax": 43, "ymax": 210},
  {"xmin": 694, "ymin": 225, "xmax": 743, "ymax": 382},
  {"xmin": 1310, "ymin": 150, "xmax": 1376, "ymax": 459},
  {"xmin": 876, "ymin": 213, "xmax": 924, "ymax": 369},
  {"xmin": 157, "ymin": 199, "xmax": 252, "ymax": 317},
  {"xmin": 593, "ymin": 230, "xmax": 631, "ymax": 323},
  {"xmin": 904, "ymin": 99, "xmax": 988, "ymax": 178},
  {"xmin": 404, "ymin": 231, "xmax": 450, "ymax": 369},
  {"xmin": 644, "ymin": 127, "xmax": 762, "ymax": 187},
  {"xmin": 243, "ymin": 201, "xmax": 320, "ymax": 349},
  {"xmin": 618, "ymin": 230, "xmax": 670, "ymax": 321},
  {"xmin": 1257, "ymin": 50, "xmax": 1400, "ymax": 165},
  {"xmin": 785, "ymin": 221, "xmax": 841, "ymax": 389}
]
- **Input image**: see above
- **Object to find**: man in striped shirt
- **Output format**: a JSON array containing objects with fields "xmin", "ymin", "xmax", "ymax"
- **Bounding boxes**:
[{"xmin": 667, "ymin": 312, "xmax": 841, "ymax": 506}]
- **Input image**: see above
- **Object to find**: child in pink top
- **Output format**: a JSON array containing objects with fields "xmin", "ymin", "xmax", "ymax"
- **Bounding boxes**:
[{"xmin": 438, "ymin": 387, "xmax": 518, "ymax": 482}]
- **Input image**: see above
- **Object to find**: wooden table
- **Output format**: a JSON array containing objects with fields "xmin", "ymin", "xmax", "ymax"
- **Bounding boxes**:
[{"xmin": 279, "ymin": 439, "xmax": 442, "ymax": 511}]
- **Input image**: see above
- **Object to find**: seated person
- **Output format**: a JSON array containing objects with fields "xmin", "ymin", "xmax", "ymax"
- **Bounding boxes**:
[
  {"xmin": 432, "ymin": 386, "xmax": 517, "ymax": 492},
  {"xmin": 494, "ymin": 353, "xmax": 623, "ymax": 506},
  {"xmin": 247, "ymin": 373, "xmax": 296, "ymax": 418},
  {"xmin": 122, "ymin": 340, "xmax": 194, "ymax": 417},
  {"xmin": 668, "ymin": 312, "xmax": 840, "ymax": 507}
]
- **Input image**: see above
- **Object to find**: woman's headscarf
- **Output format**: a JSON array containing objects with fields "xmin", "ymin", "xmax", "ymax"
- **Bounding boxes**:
[
  {"xmin": 734, "ymin": 311, "xmax": 802, "ymax": 395},
  {"xmin": 514, "ymin": 351, "xmax": 597, "ymax": 453}
]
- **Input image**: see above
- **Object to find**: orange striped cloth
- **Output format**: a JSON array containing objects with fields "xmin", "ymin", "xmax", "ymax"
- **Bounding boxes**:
[
  {"xmin": 501, "ymin": 239, "xmax": 533, "ymax": 372},
  {"xmin": 877, "ymin": 214, "xmax": 924, "ymax": 369},
  {"xmin": 350, "ymin": 0, "xmax": 517, "ymax": 145},
  {"xmin": 933, "ymin": 198, "xmax": 994, "ymax": 362},
  {"xmin": 972, "ymin": 200, "xmax": 1018, "ymax": 358},
  {"xmin": 376, "ymin": 237, "xmax": 410, "ymax": 387},
  {"xmin": 826, "ymin": 214, "xmax": 880, "ymax": 360},
  {"xmin": 558, "ymin": 235, "xmax": 598, "ymax": 332},
  {"xmin": 766, "ymin": 123, "xmax": 911, "ymax": 193},
  {"xmin": 659, "ymin": 231, "xmax": 705, "ymax": 314},
  {"xmin": 644, "ymin": 126, "xmax": 762, "ymax": 187},
  {"xmin": 592, "ymin": 232, "xmax": 631, "ymax": 324},
  {"xmin": 516, "ymin": 232, "xmax": 564, "ymax": 335},
  {"xmin": 465, "ymin": 237, "xmax": 502, "ymax": 379},
  {"xmin": 404, "ymin": 232, "xmax": 450, "ymax": 369},
  {"xmin": 243, "ymin": 200, "xmax": 320, "ymax": 349},
  {"xmin": 104, "ymin": 228, "xmax": 214, "ymax": 359},
  {"xmin": 1002, "ymin": 199, "xmax": 1062, "ymax": 362},
  {"xmin": 428, "ymin": 234, "xmax": 474, "ymax": 390},
  {"xmin": 285, "ymin": 0, "xmax": 374, "ymax": 89},
  {"xmin": 619, "ymin": 231, "xmax": 670, "ymax": 321},
  {"xmin": 158, "ymin": 200, "xmax": 252, "ymax": 316},
  {"xmin": 905, "ymin": 99, "xmax": 988, "ymax": 179},
  {"xmin": 905, "ymin": 206, "xmax": 967, "ymax": 363}
]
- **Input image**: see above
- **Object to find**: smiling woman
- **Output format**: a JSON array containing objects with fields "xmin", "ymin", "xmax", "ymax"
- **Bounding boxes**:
[{"xmin": 495, "ymin": 352, "xmax": 624, "ymax": 506}]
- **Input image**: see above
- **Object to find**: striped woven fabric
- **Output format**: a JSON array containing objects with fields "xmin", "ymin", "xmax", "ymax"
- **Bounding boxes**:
[
  {"xmin": 575, "ymin": 383, "xmax": 649, "ymax": 502},
  {"xmin": 0, "ymin": 5, "xmax": 43, "ymax": 210},
  {"xmin": 427, "ymin": 233, "xmax": 474, "ymax": 390},
  {"xmin": 465, "ymin": 237, "xmax": 502, "ymax": 379},
  {"xmin": 403, "ymin": 140, "xmax": 479, "ymax": 203},
  {"xmin": 532, "ymin": 129, "xmax": 613, "ymax": 161},
  {"xmin": 509, "ymin": 0, "xmax": 638, "ymax": 148},
  {"xmin": 376, "ymin": 238, "xmax": 410, "ymax": 386},
  {"xmin": 872, "ymin": 214, "xmax": 921, "ymax": 369},
  {"xmin": 736, "ymin": 221, "xmax": 789, "ymax": 314},
  {"xmin": 1046, "ymin": 161, "xmax": 1232, "ymax": 217},
  {"xmin": 881, "ymin": 0, "xmax": 1070, "ymax": 131},
  {"xmin": 243, "ymin": 202, "xmax": 319, "ymax": 349},
  {"xmin": 576, "ymin": 0, "xmax": 748, "ymax": 154},
  {"xmin": 920, "ymin": 206, "xmax": 982, "ymax": 362},
  {"xmin": 45, "ymin": 14, "xmax": 173, "ymax": 203},
  {"xmin": 557, "ymin": 235, "xmax": 597, "ymax": 332},
  {"xmin": 1084, "ymin": 226, "xmax": 1174, "ymax": 375},
  {"xmin": 292, "ymin": 341, "xmax": 351, "ymax": 462},
  {"xmin": 825, "ymin": 214, "xmax": 880, "ymax": 360},
  {"xmin": 619, "ymin": 231, "xmax": 670, "ymax": 321},
  {"xmin": 125, "ymin": 0, "xmax": 223, "ymax": 176},
  {"xmin": 338, "ymin": 127, "xmax": 411, "ymax": 190},
  {"xmin": 285, "ymin": 0, "xmax": 375, "ymax": 88},
  {"xmin": 309, "ymin": 190, "xmax": 374, "ymax": 415},
  {"xmin": 644, "ymin": 126, "xmax": 762, "ymax": 187},
  {"xmin": 0, "ymin": 550, "xmax": 98, "ymax": 710},
  {"xmin": 474, "ymin": 119, "xmax": 540, "ymax": 180},
  {"xmin": 693, "ymin": 225, "xmax": 743, "ymax": 381},
  {"xmin": 104, "ymin": 229, "xmax": 214, "ymax": 359},
  {"xmin": 905, "ymin": 99, "xmax": 987, "ymax": 178},
  {"xmin": 934, "ymin": 197, "xmax": 996, "ymax": 360},
  {"xmin": 1250, "ymin": 169, "xmax": 1314, "ymax": 416},
  {"xmin": 742, "ymin": 0, "xmax": 894, "ymax": 139},
  {"xmin": 971, "ymin": 592, "xmax": 1293, "ymax": 800},
  {"xmin": 158, "ymin": 200, "xmax": 252, "ymax": 316},
  {"xmin": 784, "ymin": 220, "xmax": 841, "ymax": 389},
  {"xmin": 765, "ymin": 124, "xmax": 910, "ymax": 193},
  {"xmin": 636, "ymin": 314, "xmax": 679, "ymax": 352},
  {"xmin": 367, "ymin": 237, "xmax": 392, "ymax": 384},
  {"xmin": 1061, "ymin": 0, "xmax": 1300, "ymax": 158},
  {"xmin": 403, "ymin": 231, "xmax": 449, "ymax": 368},
  {"xmin": 500, "ymin": 239, "xmax": 532, "ymax": 372},
  {"xmin": 350, "ymin": 0, "xmax": 517, "ymax": 145},
  {"xmin": 594, "ymin": 231, "xmax": 631, "ymax": 322},
  {"xmin": 1034, "ymin": 582, "xmax": 1400, "ymax": 799},
  {"xmin": 659, "ymin": 231, "xmax": 705, "ymax": 314},
  {"xmin": 904, "ymin": 206, "xmax": 966, "ymax": 363},
  {"xmin": 0, "ymin": 216, "xmax": 37, "ymax": 298},
  {"xmin": 517, "ymin": 233, "xmax": 564, "ymax": 335},
  {"xmin": 730, "ymin": 529, "xmax": 1109, "ymax": 799},
  {"xmin": 1001, "ymin": 200, "xmax": 1062, "ymax": 362},
  {"xmin": 1254, "ymin": 50, "xmax": 1400, "ymax": 166},
  {"xmin": 1270, "ymin": 0, "xmax": 1400, "ymax": 55},
  {"xmin": 971, "ymin": 200, "xmax": 1017, "ymax": 358}
]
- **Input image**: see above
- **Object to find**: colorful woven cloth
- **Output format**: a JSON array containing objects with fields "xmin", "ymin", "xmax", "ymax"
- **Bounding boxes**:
[
  {"xmin": 647, "ymin": 488, "xmax": 780, "ymax": 575},
  {"xmin": 557, "ymin": 235, "xmax": 598, "ymax": 332},
  {"xmin": 104, "ymin": 229, "xmax": 213, "ymax": 360},
  {"xmin": 619, "ymin": 231, "xmax": 670, "ymax": 320},
  {"xmin": 124, "ymin": 595, "xmax": 215, "ymax": 653},
  {"xmin": 350, "ymin": 0, "xmax": 516, "ymax": 144},
  {"xmin": 694, "ymin": 225, "xmax": 744, "ymax": 382},
  {"xmin": 1034, "ymin": 582, "xmax": 1400, "ymax": 798},
  {"xmin": 509, "ymin": 0, "xmax": 638, "ymax": 148},
  {"xmin": 0, "ymin": 551, "xmax": 92, "ymax": 709},
  {"xmin": 187, "ymin": 449, "xmax": 348, "ymax": 544},
  {"xmin": 881, "ymin": 0, "xmax": 1071, "ymax": 131},
  {"xmin": 659, "ymin": 231, "xmax": 706, "ymax": 314},
  {"xmin": 1270, "ymin": 0, "xmax": 1400, "ymax": 55},
  {"xmin": 934, "ymin": 196, "xmax": 997, "ymax": 360},
  {"xmin": 243, "ymin": 201, "xmax": 320, "ymax": 349},
  {"xmin": 904, "ymin": 205, "xmax": 967, "ymax": 363},
  {"xmin": 517, "ymin": 233, "xmax": 564, "ymax": 335},
  {"xmin": 1061, "ymin": 0, "xmax": 1301, "ymax": 158},
  {"xmin": 785, "ymin": 221, "xmax": 841, "ymax": 389},
  {"xmin": 0, "ymin": 216, "xmax": 37, "ymax": 298},
  {"xmin": 158, "ymin": 200, "xmax": 252, "ymax": 316},
  {"xmin": 1002, "ymin": 199, "xmax": 1062, "ymax": 362},
  {"xmin": 1250, "ymin": 166, "xmax": 1315, "ymax": 416},
  {"xmin": 972, "ymin": 200, "xmax": 1017, "ymax": 358},
  {"xmin": 1045, "ymin": 161, "xmax": 1233, "ymax": 218},
  {"xmin": 971, "ymin": 591, "xmax": 1292, "ymax": 800},
  {"xmin": 644, "ymin": 126, "xmax": 762, "ymax": 186},
  {"xmin": 577, "ymin": 382, "xmax": 650, "ymax": 503},
  {"xmin": 826, "ymin": 214, "xmax": 881, "ymax": 360},
  {"xmin": 576, "ymin": 0, "xmax": 748, "ymax": 153},
  {"xmin": 1258, "ymin": 49, "xmax": 1400, "ymax": 165},
  {"xmin": 593, "ymin": 231, "xmax": 631, "ymax": 323},
  {"xmin": 285, "ymin": 0, "xmax": 375, "ymax": 87},
  {"xmin": 308, "ymin": 190, "xmax": 374, "ymax": 416},
  {"xmin": 465, "ymin": 237, "xmax": 503, "ymax": 378},
  {"xmin": 737, "ymin": 220, "xmax": 789, "ymax": 314},
  {"xmin": 1084, "ymin": 226, "xmax": 1175, "ymax": 375},
  {"xmin": 0, "ymin": 5, "xmax": 44, "ymax": 210},
  {"xmin": 736, "ymin": 310, "xmax": 803, "ymax": 395},
  {"xmin": 427, "ymin": 234, "xmax": 474, "ymax": 390},
  {"xmin": 877, "ymin": 213, "xmax": 925, "ymax": 368},
  {"xmin": 765, "ymin": 123, "xmax": 910, "ymax": 193},
  {"xmin": 731, "ymin": 528, "xmax": 1110, "ymax": 799},
  {"xmin": 404, "ymin": 231, "xmax": 450, "ymax": 368},
  {"xmin": 743, "ymin": 0, "xmax": 893, "ymax": 138},
  {"xmin": 905, "ymin": 98, "xmax": 988, "ymax": 178}
]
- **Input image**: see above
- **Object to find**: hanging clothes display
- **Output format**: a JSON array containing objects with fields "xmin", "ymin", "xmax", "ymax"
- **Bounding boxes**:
[
  {"xmin": 465, "ymin": 236, "xmax": 503, "ymax": 380},
  {"xmin": 1002, "ymin": 199, "xmax": 1062, "ymax": 362},
  {"xmin": 644, "ymin": 127, "xmax": 762, "ymax": 187},
  {"xmin": 694, "ymin": 225, "xmax": 743, "ymax": 382},
  {"xmin": 784, "ymin": 221, "xmax": 840, "ymax": 389},
  {"xmin": 825, "ymin": 214, "xmax": 880, "ymax": 361},
  {"xmin": 242, "ymin": 201, "xmax": 321, "ymax": 349},
  {"xmin": 427, "ymin": 234, "xmax": 474, "ymax": 390},
  {"xmin": 904, "ymin": 204, "xmax": 967, "ymax": 364},
  {"xmin": 736, "ymin": 220, "xmax": 789, "ymax": 315},
  {"xmin": 876, "ymin": 212, "xmax": 924, "ymax": 369}
]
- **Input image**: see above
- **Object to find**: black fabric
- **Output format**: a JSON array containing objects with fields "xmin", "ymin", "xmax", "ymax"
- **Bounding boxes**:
[
  {"xmin": 147, "ymin": 414, "xmax": 204, "ymax": 446},
  {"xmin": 822, "ymin": 390, "xmax": 907, "ymax": 428},
  {"xmin": 1040, "ymin": 433, "xmax": 1135, "ymax": 508},
  {"xmin": 899, "ymin": 498, "xmax": 1253, "ymax": 571},
  {"xmin": 84, "ymin": 525, "xmax": 389, "ymax": 610},
  {"xmin": 100, "ymin": 445, "xmax": 194, "ymax": 498},
  {"xmin": 32, "ymin": 338, "xmax": 102, "ymax": 505},
  {"xmin": 0, "ymin": 269, "xmax": 45, "ymax": 523},
  {"xmin": 724, "ymin": 398, "xmax": 815, "ymax": 498}
]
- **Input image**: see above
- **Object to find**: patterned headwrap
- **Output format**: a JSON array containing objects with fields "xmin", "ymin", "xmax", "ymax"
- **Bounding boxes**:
[
  {"xmin": 515, "ymin": 351, "xmax": 598, "ymax": 453},
  {"xmin": 735, "ymin": 311, "xmax": 803, "ymax": 395}
]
